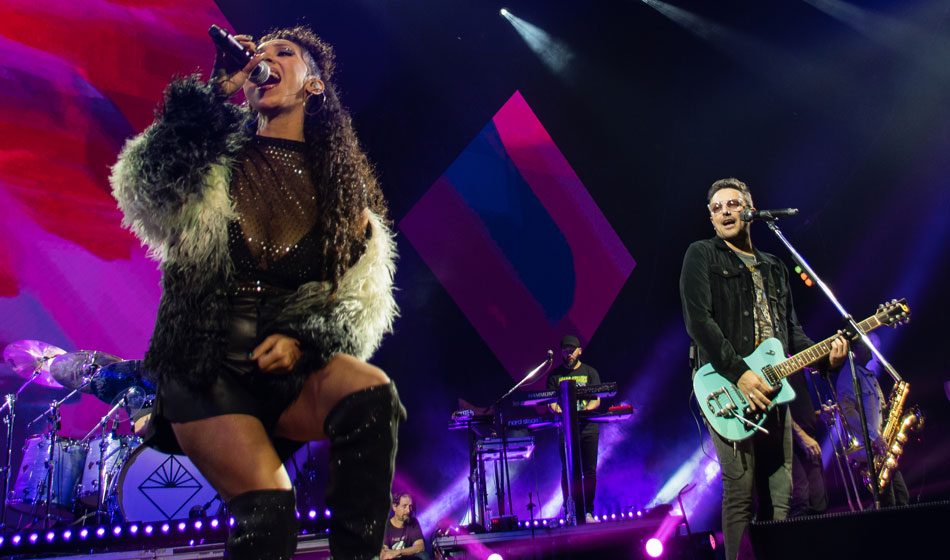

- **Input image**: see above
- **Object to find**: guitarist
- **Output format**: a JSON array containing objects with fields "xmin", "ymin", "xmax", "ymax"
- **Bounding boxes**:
[{"xmin": 679, "ymin": 178, "xmax": 847, "ymax": 559}]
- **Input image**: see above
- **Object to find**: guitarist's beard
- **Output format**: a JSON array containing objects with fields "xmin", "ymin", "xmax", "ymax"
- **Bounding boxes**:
[{"xmin": 564, "ymin": 356, "xmax": 579, "ymax": 370}]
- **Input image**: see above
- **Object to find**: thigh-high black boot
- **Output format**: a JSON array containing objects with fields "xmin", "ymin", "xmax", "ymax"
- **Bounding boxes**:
[
  {"xmin": 226, "ymin": 488, "xmax": 299, "ymax": 559},
  {"xmin": 324, "ymin": 382, "xmax": 406, "ymax": 560}
]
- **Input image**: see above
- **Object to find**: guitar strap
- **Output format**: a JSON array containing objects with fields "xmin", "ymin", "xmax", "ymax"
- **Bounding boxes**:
[{"xmin": 688, "ymin": 341, "xmax": 699, "ymax": 375}]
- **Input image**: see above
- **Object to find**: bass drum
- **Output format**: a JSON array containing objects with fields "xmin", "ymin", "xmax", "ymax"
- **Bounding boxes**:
[{"xmin": 116, "ymin": 445, "xmax": 218, "ymax": 522}]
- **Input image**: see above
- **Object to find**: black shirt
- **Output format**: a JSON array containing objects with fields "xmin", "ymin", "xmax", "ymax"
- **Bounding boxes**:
[
  {"xmin": 547, "ymin": 363, "xmax": 602, "ymax": 434},
  {"xmin": 383, "ymin": 518, "xmax": 424, "ymax": 557}
]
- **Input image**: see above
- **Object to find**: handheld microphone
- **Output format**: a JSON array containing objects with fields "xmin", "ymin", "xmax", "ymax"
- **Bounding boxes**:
[
  {"xmin": 739, "ymin": 208, "xmax": 799, "ymax": 222},
  {"xmin": 208, "ymin": 25, "xmax": 271, "ymax": 85}
]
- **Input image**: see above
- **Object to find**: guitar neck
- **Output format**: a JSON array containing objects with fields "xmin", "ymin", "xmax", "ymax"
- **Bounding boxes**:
[{"xmin": 773, "ymin": 315, "xmax": 882, "ymax": 380}]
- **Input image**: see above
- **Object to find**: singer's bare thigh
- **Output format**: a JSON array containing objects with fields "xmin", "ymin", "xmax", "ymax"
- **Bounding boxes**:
[
  {"xmin": 172, "ymin": 414, "xmax": 292, "ymax": 501},
  {"xmin": 273, "ymin": 353, "xmax": 389, "ymax": 442}
]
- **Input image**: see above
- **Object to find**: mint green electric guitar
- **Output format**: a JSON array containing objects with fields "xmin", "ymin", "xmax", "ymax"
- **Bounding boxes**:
[{"xmin": 694, "ymin": 299, "xmax": 909, "ymax": 441}]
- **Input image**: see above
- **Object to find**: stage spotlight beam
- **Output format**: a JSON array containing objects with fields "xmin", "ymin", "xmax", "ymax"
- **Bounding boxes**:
[{"xmin": 499, "ymin": 9, "xmax": 576, "ymax": 78}]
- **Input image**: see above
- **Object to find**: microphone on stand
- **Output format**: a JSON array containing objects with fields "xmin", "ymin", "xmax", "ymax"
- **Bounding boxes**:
[
  {"xmin": 740, "ymin": 208, "xmax": 799, "ymax": 222},
  {"xmin": 208, "ymin": 25, "xmax": 271, "ymax": 85}
]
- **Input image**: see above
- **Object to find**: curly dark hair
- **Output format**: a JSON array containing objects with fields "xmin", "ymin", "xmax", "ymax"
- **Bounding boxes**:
[{"xmin": 258, "ymin": 26, "xmax": 388, "ymax": 292}]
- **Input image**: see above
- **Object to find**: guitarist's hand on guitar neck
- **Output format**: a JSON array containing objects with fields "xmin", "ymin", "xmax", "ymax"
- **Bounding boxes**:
[
  {"xmin": 737, "ymin": 370, "xmax": 774, "ymax": 411},
  {"xmin": 829, "ymin": 332, "xmax": 848, "ymax": 370}
]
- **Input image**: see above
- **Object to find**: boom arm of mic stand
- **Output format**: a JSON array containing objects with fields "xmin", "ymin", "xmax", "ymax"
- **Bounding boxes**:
[
  {"xmin": 763, "ymin": 219, "xmax": 884, "ymax": 507},
  {"xmin": 764, "ymin": 220, "xmax": 903, "ymax": 383},
  {"xmin": 492, "ymin": 356, "xmax": 554, "ymax": 409},
  {"xmin": 487, "ymin": 354, "xmax": 554, "ymax": 521}
]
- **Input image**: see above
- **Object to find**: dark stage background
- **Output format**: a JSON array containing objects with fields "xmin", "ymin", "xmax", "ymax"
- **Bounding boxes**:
[{"xmin": 1, "ymin": 0, "xmax": 948, "ymax": 537}]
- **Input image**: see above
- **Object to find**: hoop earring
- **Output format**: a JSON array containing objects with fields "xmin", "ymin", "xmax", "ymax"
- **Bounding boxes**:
[{"xmin": 305, "ymin": 91, "xmax": 326, "ymax": 116}]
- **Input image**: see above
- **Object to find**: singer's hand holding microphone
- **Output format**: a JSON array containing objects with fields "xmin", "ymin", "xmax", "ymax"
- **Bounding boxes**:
[{"xmin": 208, "ymin": 25, "xmax": 270, "ymax": 97}]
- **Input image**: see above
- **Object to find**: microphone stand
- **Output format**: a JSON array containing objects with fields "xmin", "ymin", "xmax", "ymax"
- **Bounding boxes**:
[
  {"xmin": 489, "ymin": 352, "xmax": 554, "ymax": 525},
  {"xmin": 1, "ymin": 367, "xmax": 50, "ymax": 528},
  {"xmin": 762, "ymin": 217, "xmax": 902, "ymax": 509}
]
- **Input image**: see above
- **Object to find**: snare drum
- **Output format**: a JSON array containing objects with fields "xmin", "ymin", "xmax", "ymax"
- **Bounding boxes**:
[
  {"xmin": 8, "ymin": 435, "xmax": 86, "ymax": 519},
  {"xmin": 77, "ymin": 434, "xmax": 141, "ymax": 509},
  {"xmin": 116, "ymin": 446, "xmax": 217, "ymax": 521}
]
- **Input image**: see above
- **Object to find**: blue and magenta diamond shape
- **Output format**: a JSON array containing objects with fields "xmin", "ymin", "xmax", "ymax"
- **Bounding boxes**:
[{"xmin": 400, "ymin": 91, "xmax": 635, "ymax": 382}]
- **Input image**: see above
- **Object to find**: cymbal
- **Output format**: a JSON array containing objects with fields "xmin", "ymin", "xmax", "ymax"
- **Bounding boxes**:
[
  {"xmin": 2, "ymin": 340, "xmax": 66, "ymax": 388},
  {"xmin": 49, "ymin": 350, "xmax": 122, "ymax": 391},
  {"xmin": 89, "ymin": 360, "xmax": 155, "ymax": 405}
]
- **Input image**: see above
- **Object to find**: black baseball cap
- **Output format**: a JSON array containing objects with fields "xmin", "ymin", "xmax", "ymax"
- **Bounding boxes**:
[{"xmin": 560, "ymin": 335, "xmax": 581, "ymax": 348}]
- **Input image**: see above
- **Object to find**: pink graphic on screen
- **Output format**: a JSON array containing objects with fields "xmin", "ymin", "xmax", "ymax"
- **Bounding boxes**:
[{"xmin": 0, "ymin": 0, "xmax": 230, "ymax": 436}]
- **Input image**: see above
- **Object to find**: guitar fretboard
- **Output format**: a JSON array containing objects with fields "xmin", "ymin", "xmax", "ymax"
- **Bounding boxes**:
[{"xmin": 772, "ymin": 315, "xmax": 882, "ymax": 380}]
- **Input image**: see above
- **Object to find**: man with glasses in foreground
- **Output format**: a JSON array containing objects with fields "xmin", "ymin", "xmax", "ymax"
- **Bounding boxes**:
[{"xmin": 679, "ymin": 178, "xmax": 846, "ymax": 559}]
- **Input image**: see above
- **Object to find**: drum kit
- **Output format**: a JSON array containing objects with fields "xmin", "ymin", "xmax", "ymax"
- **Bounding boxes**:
[{"xmin": 1, "ymin": 339, "xmax": 217, "ymax": 529}]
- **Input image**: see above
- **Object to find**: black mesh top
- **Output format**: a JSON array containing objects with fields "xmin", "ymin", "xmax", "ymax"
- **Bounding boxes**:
[{"xmin": 228, "ymin": 136, "xmax": 327, "ymax": 289}]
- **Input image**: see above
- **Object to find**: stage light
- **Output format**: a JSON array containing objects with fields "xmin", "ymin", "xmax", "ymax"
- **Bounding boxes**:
[
  {"xmin": 194, "ymin": 520, "xmax": 203, "ymax": 531},
  {"xmin": 130, "ymin": 524, "xmax": 139, "ymax": 535},
  {"xmin": 161, "ymin": 523, "xmax": 171, "ymax": 534},
  {"xmin": 112, "ymin": 525, "xmax": 122, "ymax": 536},
  {"xmin": 63, "ymin": 529, "xmax": 71, "ymax": 541},
  {"xmin": 11, "ymin": 535, "xmax": 21, "ymax": 546},
  {"xmin": 611, "ymin": 513, "xmax": 617, "ymax": 520},
  {"xmin": 499, "ymin": 9, "xmax": 575, "ymax": 77},
  {"xmin": 500, "ymin": 8, "xmax": 509, "ymax": 17},
  {"xmin": 45, "ymin": 531, "xmax": 55, "ymax": 543},
  {"xmin": 645, "ymin": 537, "xmax": 664, "ymax": 557},
  {"xmin": 28, "ymin": 533, "xmax": 38, "ymax": 544},
  {"xmin": 211, "ymin": 519, "xmax": 220, "ymax": 529},
  {"xmin": 178, "ymin": 521, "xmax": 187, "ymax": 533},
  {"xmin": 487, "ymin": 554, "xmax": 504, "ymax": 560},
  {"xmin": 309, "ymin": 509, "xmax": 318, "ymax": 519},
  {"xmin": 324, "ymin": 508, "xmax": 332, "ymax": 518},
  {"xmin": 709, "ymin": 532, "xmax": 717, "ymax": 550},
  {"xmin": 145, "ymin": 525, "xmax": 154, "ymax": 536},
  {"xmin": 79, "ymin": 529, "xmax": 89, "ymax": 540},
  {"xmin": 295, "ymin": 511, "xmax": 301, "ymax": 519}
]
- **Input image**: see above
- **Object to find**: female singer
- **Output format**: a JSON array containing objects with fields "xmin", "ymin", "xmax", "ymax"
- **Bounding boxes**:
[{"xmin": 111, "ymin": 25, "xmax": 402, "ymax": 559}]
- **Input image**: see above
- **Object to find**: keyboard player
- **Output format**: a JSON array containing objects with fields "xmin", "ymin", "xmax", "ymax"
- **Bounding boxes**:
[{"xmin": 547, "ymin": 335, "xmax": 602, "ymax": 523}]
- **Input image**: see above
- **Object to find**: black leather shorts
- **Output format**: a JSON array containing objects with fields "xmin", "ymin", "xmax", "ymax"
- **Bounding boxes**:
[{"xmin": 146, "ymin": 287, "xmax": 306, "ymax": 459}]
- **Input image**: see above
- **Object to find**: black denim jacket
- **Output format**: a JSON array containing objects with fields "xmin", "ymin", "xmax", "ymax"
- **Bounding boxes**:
[{"xmin": 679, "ymin": 236, "xmax": 815, "ymax": 385}]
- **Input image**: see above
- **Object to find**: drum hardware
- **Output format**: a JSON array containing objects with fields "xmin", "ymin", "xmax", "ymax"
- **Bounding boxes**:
[
  {"xmin": 2, "ymin": 343, "xmax": 162, "ymax": 528},
  {"xmin": 1, "ymin": 340, "xmax": 67, "ymax": 528},
  {"xmin": 75, "ymin": 386, "xmax": 146, "ymax": 523}
]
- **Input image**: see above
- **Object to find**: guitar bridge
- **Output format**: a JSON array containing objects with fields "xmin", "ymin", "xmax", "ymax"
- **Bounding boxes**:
[{"xmin": 706, "ymin": 388, "xmax": 742, "ymax": 418}]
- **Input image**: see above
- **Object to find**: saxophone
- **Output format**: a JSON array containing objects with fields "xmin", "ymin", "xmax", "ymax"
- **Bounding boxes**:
[{"xmin": 874, "ymin": 381, "xmax": 923, "ymax": 492}]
